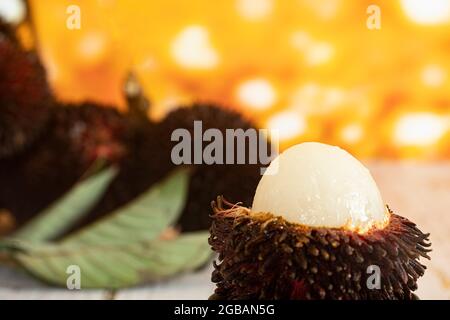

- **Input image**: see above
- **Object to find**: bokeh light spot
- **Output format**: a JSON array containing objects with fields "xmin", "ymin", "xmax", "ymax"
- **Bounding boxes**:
[
  {"xmin": 421, "ymin": 64, "xmax": 446, "ymax": 87},
  {"xmin": 305, "ymin": 42, "xmax": 334, "ymax": 66},
  {"xmin": 236, "ymin": 78, "xmax": 277, "ymax": 110},
  {"xmin": 236, "ymin": 0, "xmax": 273, "ymax": 21},
  {"xmin": 171, "ymin": 25, "xmax": 219, "ymax": 70},
  {"xmin": 394, "ymin": 113, "xmax": 448, "ymax": 146},
  {"xmin": 401, "ymin": 0, "xmax": 450, "ymax": 25},
  {"xmin": 267, "ymin": 111, "xmax": 306, "ymax": 141},
  {"xmin": 77, "ymin": 32, "xmax": 109, "ymax": 65},
  {"xmin": 0, "ymin": 0, "xmax": 25, "ymax": 25},
  {"xmin": 341, "ymin": 123, "xmax": 364, "ymax": 144}
]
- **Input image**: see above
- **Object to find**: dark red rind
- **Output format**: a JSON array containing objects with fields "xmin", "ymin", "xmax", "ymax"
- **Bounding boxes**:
[
  {"xmin": 154, "ymin": 104, "xmax": 268, "ymax": 231},
  {"xmin": 0, "ymin": 20, "xmax": 53, "ymax": 157},
  {"xmin": 209, "ymin": 197, "xmax": 431, "ymax": 300},
  {"xmin": 0, "ymin": 103, "xmax": 132, "ymax": 228}
]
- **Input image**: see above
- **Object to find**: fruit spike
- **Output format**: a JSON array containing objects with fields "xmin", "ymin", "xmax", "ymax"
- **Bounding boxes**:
[{"xmin": 252, "ymin": 142, "xmax": 388, "ymax": 233}]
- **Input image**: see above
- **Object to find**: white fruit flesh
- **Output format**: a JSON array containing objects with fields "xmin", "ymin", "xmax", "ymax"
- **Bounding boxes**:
[{"xmin": 252, "ymin": 142, "xmax": 388, "ymax": 231}]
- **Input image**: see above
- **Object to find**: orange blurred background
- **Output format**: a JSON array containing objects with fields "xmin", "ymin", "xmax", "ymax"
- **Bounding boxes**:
[{"xmin": 26, "ymin": 0, "xmax": 450, "ymax": 159}]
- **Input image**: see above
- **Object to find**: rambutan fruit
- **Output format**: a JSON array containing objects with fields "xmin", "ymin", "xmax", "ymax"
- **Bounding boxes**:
[
  {"xmin": 153, "ymin": 104, "xmax": 268, "ymax": 231},
  {"xmin": 0, "ymin": 102, "xmax": 132, "ymax": 227},
  {"xmin": 71, "ymin": 104, "xmax": 266, "ymax": 233},
  {"xmin": 0, "ymin": 68, "xmax": 155, "ymax": 231},
  {"xmin": 209, "ymin": 143, "xmax": 431, "ymax": 300}
]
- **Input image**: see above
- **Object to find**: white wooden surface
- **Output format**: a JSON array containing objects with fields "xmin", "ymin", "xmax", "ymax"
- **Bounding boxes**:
[{"xmin": 0, "ymin": 161, "xmax": 449, "ymax": 300}]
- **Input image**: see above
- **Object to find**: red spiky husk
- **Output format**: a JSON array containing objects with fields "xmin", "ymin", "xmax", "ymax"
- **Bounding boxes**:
[{"xmin": 209, "ymin": 197, "xmax": 431, "ymax": 300}]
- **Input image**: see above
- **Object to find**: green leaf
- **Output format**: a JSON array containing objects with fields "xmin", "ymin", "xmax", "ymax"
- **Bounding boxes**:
[
  {"xmin": 2, "ymin": 168, "xmax": 202, "ymax": 289},
  {"xmin": 13, "ymin": 167, "xmax": 117, "ymax": 242},
  {"xmin": 14, "ymin": 231, "xmax": 211, "ymax": 289},
  {"xmin": 62, "ymin": 168, "xmax": 190, "ymax": 246}
]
